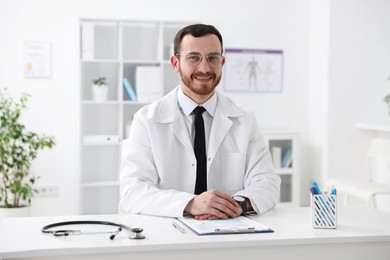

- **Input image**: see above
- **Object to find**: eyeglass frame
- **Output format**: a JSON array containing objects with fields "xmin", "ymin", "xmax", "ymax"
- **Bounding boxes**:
[{"xmin": 175, "ymin": 52, "xmax": 224, "ymax": 68}]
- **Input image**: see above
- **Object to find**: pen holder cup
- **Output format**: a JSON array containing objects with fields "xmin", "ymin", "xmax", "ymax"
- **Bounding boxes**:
[{"xmin": 311, "ymin": 194, "xmax": 337, "ymax": 229}]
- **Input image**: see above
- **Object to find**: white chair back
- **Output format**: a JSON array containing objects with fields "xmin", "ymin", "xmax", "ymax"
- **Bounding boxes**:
[{"xmin": 368, "ymin": 138, "xmax": 390, "ymax": 184}]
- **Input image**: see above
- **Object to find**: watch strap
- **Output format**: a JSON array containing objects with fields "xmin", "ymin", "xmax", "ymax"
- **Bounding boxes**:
[{"xmin": 233, "ymin": 196, "xmax": 247, "ymax": 214}]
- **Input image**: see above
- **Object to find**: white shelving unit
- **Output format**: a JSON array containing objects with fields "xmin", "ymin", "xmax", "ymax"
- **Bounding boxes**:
[
  {"xmin": 79, "ymin": 19, "xmax": 192, "ymax": 214},
  {"xmin": 262, "ymin": 130, "xmax": 300, "ymax": 207},
  {"xmin": 356, "ymin": 122, "xmax": 390, "ymax": 133}
]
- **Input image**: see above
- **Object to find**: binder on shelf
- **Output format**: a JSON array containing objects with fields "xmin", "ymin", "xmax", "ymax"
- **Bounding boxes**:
[
  {"xmin": 271, "ymin": 146, "xmax": 282, "ymax": 168},
  {"xmin": 81, "ymin": 23, "xmax": 94, "ymax": 60},
  {"xmin": 82, "ymin": 135, "xmax": 121, "ymax": 144},
  {"xmin": 281, "ymin": 147, "xmax": 292, "ymax": 168},
  {"xmin": 123, "ymin": 78, "xmax": 137, "ymax": 101},
  {"xmin": 135, "ymin": 66, "xmax": 163, "ymax": 103}
]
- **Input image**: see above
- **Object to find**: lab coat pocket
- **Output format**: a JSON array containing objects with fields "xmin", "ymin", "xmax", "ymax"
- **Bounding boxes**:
[{"xmin": 221, "ymin": 152, "xmax": 246, "ymax": 191}]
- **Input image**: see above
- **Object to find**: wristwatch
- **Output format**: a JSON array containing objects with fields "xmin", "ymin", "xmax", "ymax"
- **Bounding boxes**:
[{"xmin": 232, "ymin": 195, "xmax": 247, "ymax": 214}]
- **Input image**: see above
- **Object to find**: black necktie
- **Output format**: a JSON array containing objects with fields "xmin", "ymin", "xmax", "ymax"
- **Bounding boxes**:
[{"xmin": 193, "ymin": 106, "xmax": 207, "ymax": 195}]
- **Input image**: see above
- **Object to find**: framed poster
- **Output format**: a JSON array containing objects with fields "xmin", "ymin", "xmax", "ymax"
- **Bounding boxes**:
[
  {"xmin": 222, "ymin": 48, "xmax": 283, "ymax": 93},
  {"xmin": 24, "ymin": 41, "xmax": 51, "ymax": 78}
]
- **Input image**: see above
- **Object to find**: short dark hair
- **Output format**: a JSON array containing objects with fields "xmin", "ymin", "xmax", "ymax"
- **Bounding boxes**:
[{"xmin": 173, "ymin": 24, "xmax": 223, "ymax": 56}]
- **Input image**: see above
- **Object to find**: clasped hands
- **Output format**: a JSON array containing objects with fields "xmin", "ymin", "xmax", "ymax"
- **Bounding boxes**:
[{"xmin": 184, "ymin": 189, "xmax": 246, "ymax": 220}]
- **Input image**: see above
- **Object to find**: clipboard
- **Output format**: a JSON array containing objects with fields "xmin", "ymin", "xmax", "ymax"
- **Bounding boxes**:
[{"xmin": 177, "ymin": 216, "xmax": 274, "ymax": 235}]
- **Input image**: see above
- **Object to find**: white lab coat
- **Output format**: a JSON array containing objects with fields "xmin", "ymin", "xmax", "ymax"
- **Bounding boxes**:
[{"xmin": 119, "ymin": 87, "xmax": 280, "ymax": 217}]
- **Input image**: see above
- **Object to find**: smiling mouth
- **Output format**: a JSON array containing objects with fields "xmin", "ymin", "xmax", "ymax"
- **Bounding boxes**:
[{"xmin": 194, "ymin": 75, "xmax": 214, "ymax": 82}]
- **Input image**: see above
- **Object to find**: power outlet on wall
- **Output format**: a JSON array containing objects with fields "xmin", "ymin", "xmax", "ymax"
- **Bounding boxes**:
[{"xmin": 35, "ymin": 186, "xmax": 59, "ymax": 197}]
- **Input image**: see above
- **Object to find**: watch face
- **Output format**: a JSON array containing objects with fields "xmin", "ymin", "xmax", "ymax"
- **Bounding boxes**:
[{"xmin": 233, "ymin": 196, "xmax": 245, "ymax": 202}]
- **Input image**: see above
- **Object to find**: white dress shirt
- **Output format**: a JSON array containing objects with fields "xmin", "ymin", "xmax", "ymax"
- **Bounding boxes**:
[{"xmin": 177, "ymin": 88, "xmax": 217, "ymax": 157}]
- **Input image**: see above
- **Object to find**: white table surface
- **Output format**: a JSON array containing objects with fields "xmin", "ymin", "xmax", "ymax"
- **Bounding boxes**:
[{"xmin": 1, "ymin": 206, "xmax": 390, "ymax": 260}]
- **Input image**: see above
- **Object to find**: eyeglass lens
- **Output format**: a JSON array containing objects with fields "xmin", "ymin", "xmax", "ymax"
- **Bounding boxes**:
[{"xmin": 183, "ymin": 53, "xmax": 222, "ymax": 67}]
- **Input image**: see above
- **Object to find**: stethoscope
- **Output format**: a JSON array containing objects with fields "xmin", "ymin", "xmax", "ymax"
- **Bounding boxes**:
[{"xmin": 41, "ymin": 220, "xmax": 145, "ymax": 240}]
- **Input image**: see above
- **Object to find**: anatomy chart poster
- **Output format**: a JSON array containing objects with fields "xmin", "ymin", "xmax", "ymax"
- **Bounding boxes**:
[{"xmin": 222, "ymin": 48, "xmax": 283, "ymax": 93}]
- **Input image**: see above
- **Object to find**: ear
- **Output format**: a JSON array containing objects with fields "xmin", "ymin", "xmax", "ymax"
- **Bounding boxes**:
[
  {"xmin": 170, "ymin": 55, "xmax": 180, "ymax": 72},
  {"xmin": 221, "ymin": 56, "xmax": 226, "ymax": 67}
]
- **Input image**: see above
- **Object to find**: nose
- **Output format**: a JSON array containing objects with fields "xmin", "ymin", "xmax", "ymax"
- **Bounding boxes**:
[{"xmin": 197, "ymin": 56, "xmax": 211, "ymax": 73}]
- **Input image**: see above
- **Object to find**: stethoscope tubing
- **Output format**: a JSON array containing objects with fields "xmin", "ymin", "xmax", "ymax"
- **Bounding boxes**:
[{"xmin": 41, "ymin": 220, "xmax": 145, "ymax": 239}]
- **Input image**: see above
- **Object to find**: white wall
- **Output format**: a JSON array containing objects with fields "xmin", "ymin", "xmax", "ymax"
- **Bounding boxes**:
[
  {"xmin": 327, "ymin": 0, "xmax": 390, "ymax": 181},
  {"xmin": 1, "ymin": 0, "xmax": 388, "ymax": 216},
  {"xmin": 0, "ymin": 1, "xmax": 81, "ymax": 215},
  {"xmin": 0, "ymin": 0, "xmax": 312, "ymax": 215},
  {"xmin": 307, "ymin": 0, "xmax": 330, "ymax": 197}
]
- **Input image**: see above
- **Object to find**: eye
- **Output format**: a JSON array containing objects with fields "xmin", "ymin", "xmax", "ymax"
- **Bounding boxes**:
[
  {"xmin": 187, "ymin": 55, "xmax": 201, "ymax": 62},
  {"xmin": 208, "ymin": 55, "xmax": 219, "ymax": 62}
]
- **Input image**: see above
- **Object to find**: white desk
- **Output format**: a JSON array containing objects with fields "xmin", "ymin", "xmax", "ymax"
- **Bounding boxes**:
[{"xmin": 1, "ymin": 207, "xmax": 390, "ymax": 260}]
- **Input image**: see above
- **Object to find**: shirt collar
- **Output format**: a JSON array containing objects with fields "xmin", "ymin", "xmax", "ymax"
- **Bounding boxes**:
[{"xmin": 177, "ymin": 88, "xmax": 217, "ymax": 117}]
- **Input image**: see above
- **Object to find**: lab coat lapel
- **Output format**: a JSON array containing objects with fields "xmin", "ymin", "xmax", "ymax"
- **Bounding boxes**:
[
  {"xmin": 157, "ymin": 88, "xmax": 194, "ymax": 155},
  {"xmin": 207, "ymin": 93, "xmax": 244, "ymax": 171},
  {"xmin": 172, "ymin": 116, "xmax": 193, "ymax": 154},
  {"xmin": 208, "ymin": 108, "xmax": 232, "ymax": 168}
]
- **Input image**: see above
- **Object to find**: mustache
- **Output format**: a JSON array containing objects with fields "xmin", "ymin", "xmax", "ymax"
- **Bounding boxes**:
[{"xmin": 192, "ymin": 72, "xmax": 216, "ymax": 78}]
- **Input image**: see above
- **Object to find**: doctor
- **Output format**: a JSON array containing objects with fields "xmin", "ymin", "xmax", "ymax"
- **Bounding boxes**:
[{"xmin": 119, "ymin": 24, "xmax": 280, "ymax": 220}]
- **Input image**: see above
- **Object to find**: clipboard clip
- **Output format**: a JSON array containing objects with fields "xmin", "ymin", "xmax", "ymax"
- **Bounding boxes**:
[{"xmin": 215, "ymin": 227, "xmax": 256, "ymax": 233}]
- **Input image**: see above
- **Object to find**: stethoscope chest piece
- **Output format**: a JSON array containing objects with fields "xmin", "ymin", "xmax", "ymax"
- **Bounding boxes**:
[{"xmin": 130, "ymin": 228, "xmax": 145, "ymax": 239}]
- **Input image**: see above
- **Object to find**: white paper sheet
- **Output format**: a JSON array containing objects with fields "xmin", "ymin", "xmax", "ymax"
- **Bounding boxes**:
[{"xmin": 177, "ymin": 216, "xmax": 273, "ymax": 235}]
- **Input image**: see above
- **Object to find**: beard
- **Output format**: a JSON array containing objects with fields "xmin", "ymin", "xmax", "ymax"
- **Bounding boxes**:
[{"xmin": 179, "ymin": 69, "xmax": 222, "ymax": 96}]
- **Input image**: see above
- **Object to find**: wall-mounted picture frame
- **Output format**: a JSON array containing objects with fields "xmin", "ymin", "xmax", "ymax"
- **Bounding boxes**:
[
  {"xmin": 24, "ymin": 40, "xmax": 51, "ymax": 78},
  {"xmin": 222, "ymin": 48, "xmax": 283, "ymax": 93}
]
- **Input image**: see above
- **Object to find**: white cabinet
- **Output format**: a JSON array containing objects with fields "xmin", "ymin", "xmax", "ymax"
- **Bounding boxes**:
[
  {"xmin": 263, "ymin": 131, "xmax": 300, "ymax": 207},
  {"xmin": 79, "ymin": 19, "xmax": 192, "ymax": 214}
]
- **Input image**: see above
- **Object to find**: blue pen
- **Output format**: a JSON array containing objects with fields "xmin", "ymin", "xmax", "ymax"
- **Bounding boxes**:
[
  {"xmin": 310, "ymin": 186, "xmax": 317, "ymax": 195},
  {"xmin": 312, "ymin": 182, "xmax": 321, "ymax": 194}
]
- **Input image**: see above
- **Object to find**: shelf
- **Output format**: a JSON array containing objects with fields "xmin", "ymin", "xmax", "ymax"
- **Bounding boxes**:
[
  {"xmin": 275, "ymin": 168, "xmax": 295, "ymax": 175},
  {"xmin": 79, "ymin": 19, "xmax": 191, "ymax": 215},
  {"xmin": 122, "ymin": 101, "xmax": 149, "ymax": 105},
  {"xmin": 81, "ymin": 101, "xmax": 121, "ymax": 105},
  {"xmin": 356, "ymin": 122, "xmax": 390, "ymax": 133},
  {"xmin": 81, "ymin": 181, "xmax": 119, "ymax": 187},
  {"xmin": 123, "ymin": 59, "xmax": 163, "ymax": 64},
  {"xmin": 81, "ymin": 142, "xmax": 121, "ymax": 146},
  {"xmin": 263, "ymin": 132, "xmax": 300, "ymax": 207},
  {"xmin": 262, "ymin": 128, "xmax": 299, "ymax": 135},
  {"xmin": 81, "ymin": 59, "xmax": 119, "ymax": 63}
]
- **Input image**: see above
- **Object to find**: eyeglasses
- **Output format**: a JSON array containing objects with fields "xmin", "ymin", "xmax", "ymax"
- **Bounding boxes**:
[{"xmin": 177, "ymin": 52, "xmax": 223, "ymax": 68}]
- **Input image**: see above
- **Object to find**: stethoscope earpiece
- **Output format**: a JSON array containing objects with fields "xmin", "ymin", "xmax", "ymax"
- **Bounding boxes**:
[{"xmin": 109, "ymin": 227, "xmax": 123, "ymax": 240}]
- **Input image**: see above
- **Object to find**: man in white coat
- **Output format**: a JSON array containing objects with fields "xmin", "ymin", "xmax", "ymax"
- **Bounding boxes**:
[{"xmin": 119, "ymin": 24, "xmax": 280, "ymax": 220}]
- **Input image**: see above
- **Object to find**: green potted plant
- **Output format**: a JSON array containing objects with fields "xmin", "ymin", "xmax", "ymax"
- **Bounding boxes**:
[
  {"xmin": 92, "ymin": 77, "xmax": 109, "ymax": 101},
  {"xmin": 384, "ymin": 93, "xmax": 390, "ymax": 116},
  {"xmin": 0, "ymin": 88, "xmax": 55, "ymax": 217}
]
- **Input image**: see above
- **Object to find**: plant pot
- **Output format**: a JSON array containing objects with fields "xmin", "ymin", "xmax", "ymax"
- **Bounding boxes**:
[
  {"xmin": 0, "ymin": 205, "xmax": 31, "ymax": 219},
  {"xmin": 92, "ymin": 84, "xmax": 109, "ymax": 101}
]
